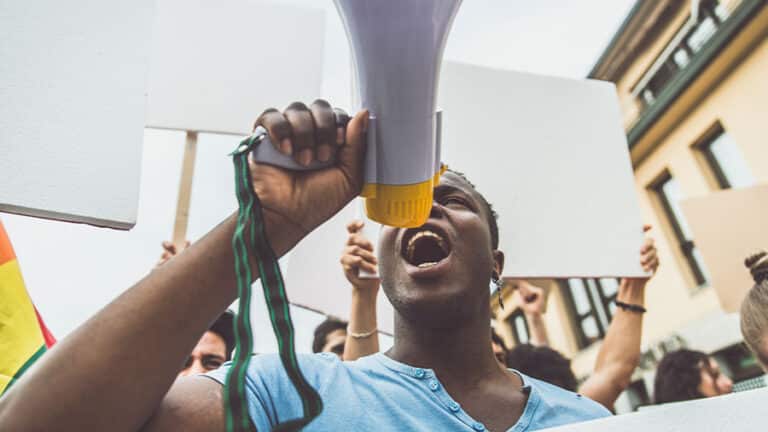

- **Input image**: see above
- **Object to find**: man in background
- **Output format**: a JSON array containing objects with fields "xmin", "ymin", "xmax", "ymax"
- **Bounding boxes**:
[
  {"xmin": 312, "ymin": 318, "xmax": 348, "ymax": 358},
  {"xmin": 653, "ymin": 349, "xmax": 733, "ymax": 404},
  {"xmin": 178, "ymin": 311, "xmax": 235, "ymax": 377}
]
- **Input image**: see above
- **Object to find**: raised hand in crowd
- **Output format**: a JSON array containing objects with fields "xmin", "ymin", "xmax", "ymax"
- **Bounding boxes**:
[
  {"xmin": 340, "ymin": 220, "xmax": 380, "ymax": 360},
  {"xmin": 155, "ymin": 240, "xmax": 191, "ymax": 267},
  {"xmin": 579, "ymin": 224, "xmax": 659, "ymax": 411},
  {"xmin": 510, "ymin": 280, "xmax": 550, "ymax": 346}
]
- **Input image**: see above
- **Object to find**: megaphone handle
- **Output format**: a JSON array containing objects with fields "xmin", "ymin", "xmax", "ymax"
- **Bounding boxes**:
[
  {"xmin": 249, "ymin": 127, "xmax": 335, "ymax": 171},
  {"xmin": 249, "ymin": 109, "xmax": 350, "ymax": 171}
]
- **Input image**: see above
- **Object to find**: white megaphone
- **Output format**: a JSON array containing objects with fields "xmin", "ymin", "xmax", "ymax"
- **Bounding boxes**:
[
  {"xmin": 249, "ymin": 0, "xmax": 462, "ymax": 227},
  {"xmin": 335, "ymin": 0, "xmax": 462, "ymax": 227}
]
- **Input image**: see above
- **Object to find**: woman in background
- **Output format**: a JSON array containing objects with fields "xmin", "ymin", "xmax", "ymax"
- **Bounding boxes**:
[{"xmin": 740, "ymin": 251, "xmax": 768, "ymax": 371}]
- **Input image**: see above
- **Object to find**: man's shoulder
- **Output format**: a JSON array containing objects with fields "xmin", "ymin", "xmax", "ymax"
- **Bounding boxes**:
[{"xmin": 521, "ymin": 373, "xmax": 611, "ymax": 423}]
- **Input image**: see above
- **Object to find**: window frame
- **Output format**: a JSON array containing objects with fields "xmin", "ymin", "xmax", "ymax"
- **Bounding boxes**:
[
  {"xmin": 695, "ymin": 123, "xmax": 754, "ymax": 190},
  {"xmin": 651, "ymin": 173, "xmax": 708, "ymax": 287},
  {"xmin": 561, "ymin": 278, "xmax": 620, "ymax": 350},
  {"xmin": 506, "ymin": 308, "xmax": 530, "ymax": 346},
  {"xmin": 635, "ymin": 0, "xmax": 729, "ymax": 109}
]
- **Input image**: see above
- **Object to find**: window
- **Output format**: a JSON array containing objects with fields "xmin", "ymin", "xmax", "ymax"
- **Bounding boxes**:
[
  {"xmin": 637, "ymin": 0, "xmax": 730, "ymax": 109},
  {"xmin": 698, "ymin": 126, "xmax": 755, "ymax": 189},
  {"xmin": 652, "ymin": 174, "xmax": 709, "ymax": 287},
  {"xmin": 506, "ymin": 309, "xmax": 530, "ymax": 345},
  {"xmin": 713, "ymin": 343, "xmax": 764, "ymax": 383},
  {"xmin": 563, "ymin": 278, "xmax": 620, "ymax": 349},
  {"xmin": 625, "ymin": 380, "xmax": 652, "ymax": 411}
]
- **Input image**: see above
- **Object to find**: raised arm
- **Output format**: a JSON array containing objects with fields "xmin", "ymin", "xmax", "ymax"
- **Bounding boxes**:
[
  {"xmin": 0, "ymin": 103, "xmax": 368, "ymax": 432},
  {"xmin": 579, "ymin": 226, "xmax": 658, "ymax": 410},
  {"xmin": 513, "ymin": 280, "xmax": 550, "ymax": 347},
  {"xmin": 340, "ymin": 220, "xmax": 380, "ymax": 361}
]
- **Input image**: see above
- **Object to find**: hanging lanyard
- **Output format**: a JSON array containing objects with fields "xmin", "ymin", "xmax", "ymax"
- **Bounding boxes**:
[{"xmin": 225, "ymin": 135, "xmax": 324, "ymax": 432}]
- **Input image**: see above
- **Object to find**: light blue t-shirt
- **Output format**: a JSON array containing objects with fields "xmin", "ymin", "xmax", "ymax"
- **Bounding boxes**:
[{"xmin": 207, "ymin": 352, "xmax": 610, "ymax": 431}]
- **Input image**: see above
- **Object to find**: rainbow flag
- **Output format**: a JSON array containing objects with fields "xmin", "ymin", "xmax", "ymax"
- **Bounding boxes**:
[{"xmin": 0, "ymin": 219, "xmax": 55, "ymax": 396}]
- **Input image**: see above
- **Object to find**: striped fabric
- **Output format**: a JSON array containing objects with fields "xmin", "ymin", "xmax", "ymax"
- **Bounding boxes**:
[
  {"xmin": 0, "ymin": 219, "xmax": 55, "ymax": 396},
  {"xmin": 224, "ymin": 136, "xmax": 323, "ymax": 432}
]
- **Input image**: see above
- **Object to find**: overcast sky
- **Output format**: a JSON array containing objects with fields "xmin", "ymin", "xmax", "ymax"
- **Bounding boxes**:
[{"xmin": 3, "ymin": 0, "xmax": 635, "ymax": 354}]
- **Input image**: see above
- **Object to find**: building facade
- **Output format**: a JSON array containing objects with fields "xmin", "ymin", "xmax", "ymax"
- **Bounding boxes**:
[{"xmin": 492, "ymin": 0, "xmax": 768, "ymax": 412}]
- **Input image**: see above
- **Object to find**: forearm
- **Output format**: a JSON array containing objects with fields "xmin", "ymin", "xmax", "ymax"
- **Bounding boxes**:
[
  {"xmin": 581, "ymin": 279, "xmax": 646, "ymax": 407},
  {"xmin": 594, "ymin": 278, "xmax": 645, "ymax": 372},
  {"xmin": 0, "ymin": 213, "xmax": 290, "ymax": 431},
  {"xmin": 343, "ymin": 288, "xmax": 379, "ymax": 361},
  {"xmin": 525, "ymin": 312, "xmax": 550, "ymax": 347}
]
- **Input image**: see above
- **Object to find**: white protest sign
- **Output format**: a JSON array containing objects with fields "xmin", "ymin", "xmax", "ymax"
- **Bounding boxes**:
[
  {"xmin": 0, "ymin": 0, "xmax": 156, "ymax": 229},
  {"xmin": 440, "ymin": 62, "xmax": 646, "ymax": 279},
  {"xmin": 145, "ymin": 0, "xmax": 326, "ymax": 135},
  {"xmin": 543, "ymin": 388, "xmax": 767, "ymax": 431}
]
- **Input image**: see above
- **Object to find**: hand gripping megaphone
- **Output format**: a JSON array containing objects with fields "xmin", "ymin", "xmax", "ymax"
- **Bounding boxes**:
[{"xmin": 250, "ymin": 0, "xmax": 463, "ymax": 228}]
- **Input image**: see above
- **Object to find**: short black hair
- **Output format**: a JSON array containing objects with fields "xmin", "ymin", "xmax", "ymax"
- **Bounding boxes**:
[
  {"xmin": 312, "ymin": 317, "xmax": 348, "ymax": 353},
  {"xmin": 208, "ymin": 310, "xmax": 236, "ymax": 361},
  {"xmin": 446, "ymin": 169, "xmax": 499, "ymax": 250},
  {"xmin": 654, "ymin": 349, "xmax": 709, "ymax": 404},
  {"xmin": 506, "ymin": 344, "xmax": 578, "ymax": 392}
]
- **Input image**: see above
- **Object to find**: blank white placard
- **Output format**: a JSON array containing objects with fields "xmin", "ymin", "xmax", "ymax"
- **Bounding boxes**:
[
  {"xmin": 145, "ymin": 0, "xmax": 326, "ymax": 135},
  {"xmin": 0, "ymin": 0, "xmax": 155, "ymax": 229},
  {"xmin": 440, "ymin": 62, "xmax": 646, "ymax": 278},
  {"xmin": 543, "ymin": 388, "xmax": 768, "ymax": 432}
]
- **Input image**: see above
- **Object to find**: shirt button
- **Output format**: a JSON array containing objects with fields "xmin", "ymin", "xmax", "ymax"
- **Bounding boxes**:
[
  {"xmin": 428, "ymin": 379, "xmax": 440, "ymax": 391},
  {"xmin": 472, "ymin": 422, "xmax": 485, "ymax": 431},
  {"xmin": 414, "ymin": 368, "xmax": 426, "ymax": 379},
  {"xmin": 448, "ymin": 402, "xmax": 460, "ymax": 412}
]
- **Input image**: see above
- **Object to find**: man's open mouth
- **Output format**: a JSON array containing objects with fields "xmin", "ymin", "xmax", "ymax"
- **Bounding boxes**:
[{"xmin": 401, "ymin": 226, "xmax": 452, "ymax": 268}]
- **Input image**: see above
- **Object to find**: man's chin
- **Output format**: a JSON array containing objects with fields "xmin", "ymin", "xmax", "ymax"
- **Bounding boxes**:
[{"xmin": 387, "ymin": 287, "xmax": 477, "ymax": 330}]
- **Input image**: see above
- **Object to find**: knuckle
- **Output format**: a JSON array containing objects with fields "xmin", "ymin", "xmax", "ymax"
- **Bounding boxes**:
[
  {"xmin": 285, "ymin": 101, "xmax": 310, "ymax": 113},
  {"xmin": 311, "ymin": 98, "xmax": 331, "ymax": 109}
]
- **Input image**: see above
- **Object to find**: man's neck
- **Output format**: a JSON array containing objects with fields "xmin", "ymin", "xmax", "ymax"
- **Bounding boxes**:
[{"xmin": 386, "ymin": 311, "xmax": 505, "ymax": 389}]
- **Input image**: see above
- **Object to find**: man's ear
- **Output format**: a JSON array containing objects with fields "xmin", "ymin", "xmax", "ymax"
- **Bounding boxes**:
[{"xmin": 493, "ymin": 250, "xmax": 505, "ymax": 278}]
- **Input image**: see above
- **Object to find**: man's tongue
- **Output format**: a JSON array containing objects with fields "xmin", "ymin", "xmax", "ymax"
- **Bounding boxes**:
[{"xmin": 406, "ymin": 230, "xmax": 448, "ymax": 267}]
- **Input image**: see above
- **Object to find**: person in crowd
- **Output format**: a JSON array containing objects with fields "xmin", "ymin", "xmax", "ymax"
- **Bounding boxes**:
[
  {"xmin": 155, "ymin": 241, "xmax": 236, "ymax": 377},
  {"xmin": 506, "ymin": 228, "xmax": 659, "ymax": 410},
  {"xmin": 506, "ymin": 344, "xmax": 578, "ymax": 392},
  {"xmin": 179, "ymin": 311, "xmax": 236, "ymax": 377},
  {"xmin": 653, "ymin": 349, "xmax": 733, "ymax": 404},
  {"xmin": 509, "ymin": 280, "xmax": 550, "ymax": 346},
  {"xmin": 312, "ymin": 317, "xmax": 348, "ymax": 358},
  {"xmin": 740, "ymin": 250, "xmax": 768, "ymax": 371},
  {"xmin": 0, "ymin": 102, "xmax": 610, "ymax": 431},
  {"xmin": 156, "ymin": 240, "xmax": 190, "ymax": 267},
  {"xmin": 340, "ymin": 220, "xmax": 380, "ymax": 360}
]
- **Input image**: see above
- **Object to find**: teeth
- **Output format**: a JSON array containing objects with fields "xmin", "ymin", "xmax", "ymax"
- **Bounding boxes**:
[
  {"xmin": 418, "ymin": 262, "xmax": 437, "ymax": 268},
  {"xmin": 406, "ymin": 230, "xmax": 447, "ymax": 263}
]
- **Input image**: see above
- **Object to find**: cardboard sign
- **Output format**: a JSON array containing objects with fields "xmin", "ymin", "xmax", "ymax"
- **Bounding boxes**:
[
  {"xmin": 0, "ymin": 0, "xmax": 155, "ymax": 229},
  {"xmin": 145, "ymin": 0, "xmax": 326, "ymax": 135},
  {"xmin": 681, "ymin": 184, "xmax": 768, "ymax": 312}
]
